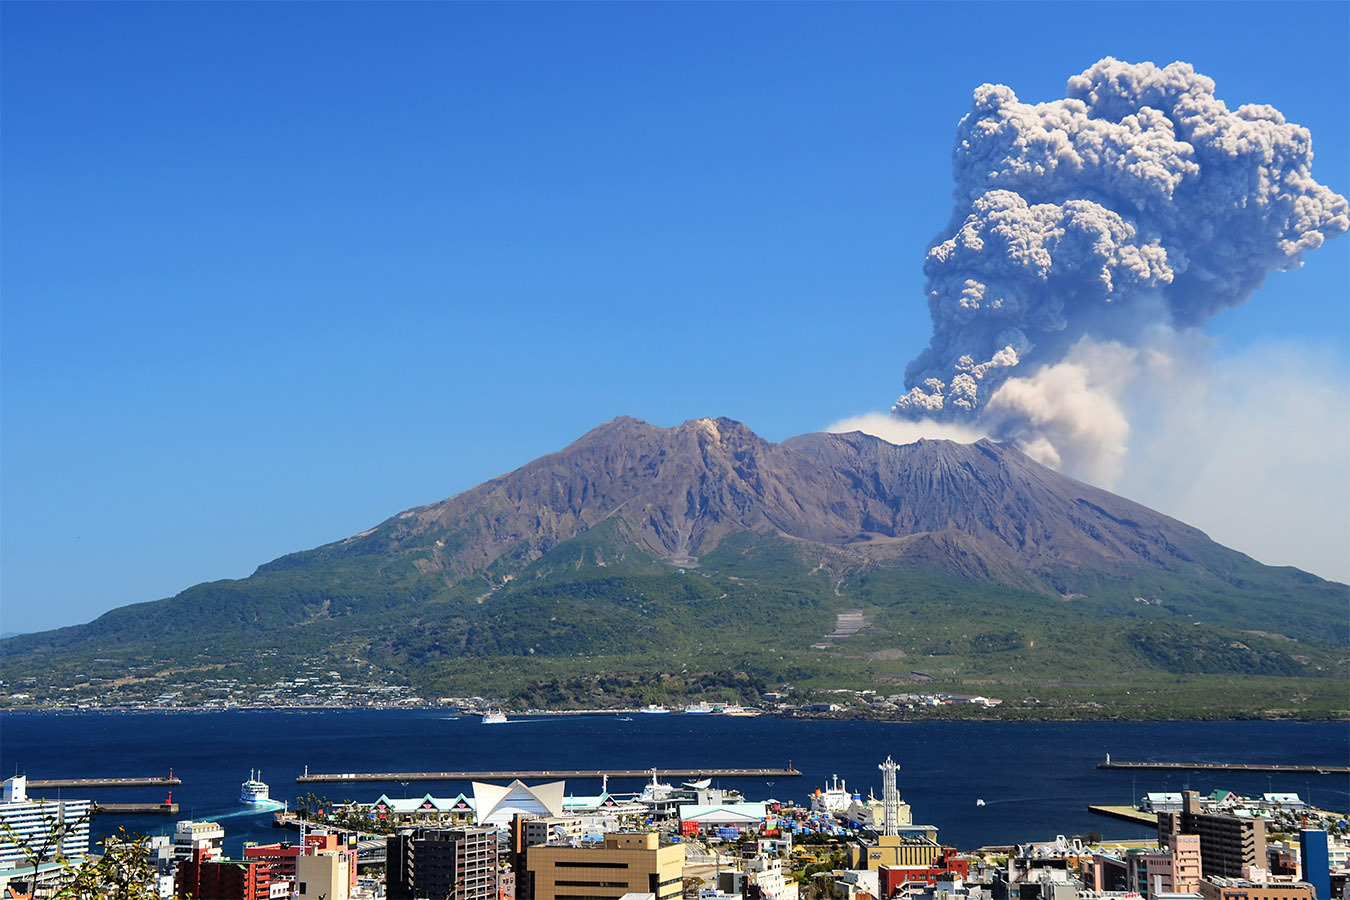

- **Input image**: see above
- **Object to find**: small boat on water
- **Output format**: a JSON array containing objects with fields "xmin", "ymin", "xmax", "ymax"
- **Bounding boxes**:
[
  {"xmin": 240, "ymin": 769, "xmax": 270, "ymax": 804},
  {"xmin": 482, "ymin": 710, "xmax": 509, "ymax": 724}
]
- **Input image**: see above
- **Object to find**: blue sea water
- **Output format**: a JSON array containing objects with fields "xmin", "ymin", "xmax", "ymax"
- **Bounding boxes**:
[{"xmin": 1, "ymin": 711, "xmax": 1345, "ymax": 853}]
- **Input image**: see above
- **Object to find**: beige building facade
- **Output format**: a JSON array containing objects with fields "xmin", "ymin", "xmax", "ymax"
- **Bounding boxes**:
[
  {"xmin": 526, "ymin": 833, "xmax": 683, "ymax": 900},
  {"xmin": 297, "ymin": 851, "xmax": 353, "ymax": 900},
  {"xmin": 850, "ymin": 834, "xmax": 943, "ymax": 871}
]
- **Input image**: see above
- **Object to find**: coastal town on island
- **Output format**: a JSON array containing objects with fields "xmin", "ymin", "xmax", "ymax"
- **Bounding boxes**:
[
  {"xmin": 2, "ymin": 708, "xmax": 1347, "ymax": 900},
  {"xmin": 1, "ymin": 661, "xmax": 1009, "ymax": 715}
]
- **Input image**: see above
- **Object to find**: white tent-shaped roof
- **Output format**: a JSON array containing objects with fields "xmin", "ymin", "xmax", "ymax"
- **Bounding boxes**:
[
  {"xmin": 679, "ymin": 803, "xmax": 768, "ymax": 827},
  {"xmin": 472, "ymin": 780, "xmax": 566, "ymax": 826}
]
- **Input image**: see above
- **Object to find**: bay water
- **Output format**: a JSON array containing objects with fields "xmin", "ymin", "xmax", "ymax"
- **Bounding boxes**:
[{"xmin": 2, "ymin": 711, "xmax": 1345, "ymax": 852}]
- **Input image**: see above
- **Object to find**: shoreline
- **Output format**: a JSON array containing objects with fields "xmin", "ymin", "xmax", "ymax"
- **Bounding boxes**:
[{"xmin": 1, "ymin": 704, "xmax": 1346, "ymax": 724}]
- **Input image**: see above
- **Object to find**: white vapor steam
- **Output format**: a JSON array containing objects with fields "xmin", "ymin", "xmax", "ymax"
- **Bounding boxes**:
[
  {"xmin": 892, "ymin": 57, "xmax": 1348, "ymax": 479},
  {"xmin": 827, "ymin": 413, "xmax": 988, "ymax": 448},
  {"xmin": 1119, "ymin": 341, "xmax": 1350, "ymax": 583}
]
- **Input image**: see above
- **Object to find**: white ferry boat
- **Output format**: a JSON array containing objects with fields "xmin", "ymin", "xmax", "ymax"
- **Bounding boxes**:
[
  {"xmin": 481, "ymin": 710, "xmax": 509, "ymax": 724},
  {"xmin": 239, "ymin": 770, "xmax": 270, "ymax": 804},
  {"xmin": 639, "ymin": 704, "xmax": 671, "ymax": 714}
]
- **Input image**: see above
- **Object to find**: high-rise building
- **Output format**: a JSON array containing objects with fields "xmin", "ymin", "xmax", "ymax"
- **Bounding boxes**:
[
  {"xmin": 175, "ymin": 848, "xmax": 281, "ymax": 900},
  {"xmin": 1299, "ymin": 830, "xmax": 1330, "ymax": 900},
  {"xmin": 1158, "ymin": 792, "xmax": 1266, "ymax": 878},
  {"xmin": 387, "ymin": 826, "xmax": 500, "ymax": 900},
  {"xmin": 0, "ymin": 775, "xmax": 91, "ymax": 871}
]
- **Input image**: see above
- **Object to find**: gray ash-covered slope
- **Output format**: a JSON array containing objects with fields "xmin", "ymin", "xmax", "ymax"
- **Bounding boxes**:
[{"xmin": 265, "ymin": 416, "xmax": 1253, "ymax": 599}]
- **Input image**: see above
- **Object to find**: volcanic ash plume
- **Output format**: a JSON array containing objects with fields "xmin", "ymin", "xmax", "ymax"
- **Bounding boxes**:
[{"xmin": 892, "ymin": 57, "xmax": 1348, "ymax": 481}]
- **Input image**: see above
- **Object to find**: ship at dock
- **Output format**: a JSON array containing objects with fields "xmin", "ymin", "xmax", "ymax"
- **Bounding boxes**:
[{"xmin": 809, "ymin": 774, "xmax": 855, "ymax": 815}]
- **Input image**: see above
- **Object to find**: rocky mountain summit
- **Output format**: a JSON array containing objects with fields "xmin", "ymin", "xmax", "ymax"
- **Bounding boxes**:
[{"xmin": 269, "ymin": 416, "xmax": 1234, "ymax": 599}]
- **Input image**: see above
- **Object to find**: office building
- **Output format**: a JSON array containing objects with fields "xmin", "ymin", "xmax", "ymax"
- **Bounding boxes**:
[
  {"xmin": 525, "ymin": 832, "xmax": 682, "ymax": 900},
  {"xmin": 1299, "ymin": 831, "xmax": 1330, "ymax": 900},
  {"xmin": 1159, "ymin": 793, "xmax": 1266, "ymax": 879},
  {"xmin": 175, "ymin": 848, "xmax": 287, "ymax": 900},
  {"xmin": 387, "ymin": 826, "xmax": 500, "ymax": 900},
  {"xmin": 0, "ymin": 775, "xmax": 91, "ymax": 870}
]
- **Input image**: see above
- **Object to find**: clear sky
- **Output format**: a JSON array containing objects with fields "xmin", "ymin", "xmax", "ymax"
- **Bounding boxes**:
[{"xmin": 3, "ymin": 2, "xmax": 1347, "ymax": 635}]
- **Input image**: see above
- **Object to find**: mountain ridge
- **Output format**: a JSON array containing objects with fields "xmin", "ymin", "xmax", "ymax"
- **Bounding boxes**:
[
  {"xmin": 263, "ymin": 416, "xmax": 1269, "ymax": 602},
  {"xmin": 3, "ymin": 415, "xmax": 1345, "ymax": 716}
]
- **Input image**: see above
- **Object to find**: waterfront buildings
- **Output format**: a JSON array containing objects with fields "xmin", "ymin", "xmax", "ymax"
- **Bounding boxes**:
[
  {"xmin": 245, "ymin": 833, "xmax": 357, "ymax": 900},
  {"xmin": 174, "ymin": 848, "xmax": 287, "ymax": 900},
  {"xmin": 174, "ymin": 820, "xmax": 227, "ymax": 862},
  {"xmin": 849, "ymin": 829, "xmax": 943, "ymax": 870},
  {"xmin": 1158, "ymin": 793, "xmax": 1267, "ymax": 879},
  {"xmin": 678, "ymin": 802, "xmax": 771, "ymax": 836},
  {"xmin": 0, "ymin": 775, "xmax": 90, "ymax": 870}
]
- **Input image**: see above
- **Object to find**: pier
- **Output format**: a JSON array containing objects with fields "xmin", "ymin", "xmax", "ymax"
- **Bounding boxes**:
[
  {"xmin": 297, "ymin": 767, "xmax": 801, "ymax": 785},
  {"xmin": 91, "ymin": 801, "xmax": 180, "ymax": 815},
  {"xmin": 1097, "ymin": 759, "xmax": 1348, "ymax": 774},
  {"xmin": 27, "ymin": 775, "xmax": 182, "ymax": 789}
]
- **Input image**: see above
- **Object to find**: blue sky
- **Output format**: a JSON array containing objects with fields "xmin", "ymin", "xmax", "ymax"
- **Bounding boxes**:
[{"xmin": 3, "ymin": 2, "xmax": 1347, "ymax": 635}]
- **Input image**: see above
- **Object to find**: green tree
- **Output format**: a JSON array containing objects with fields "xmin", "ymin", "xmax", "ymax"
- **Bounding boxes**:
[
  {"xmin": 61, "ymin": 829, "xmax": 159, "ymax": 900},
  {"xmin": 1, "ymin": 813, "xmax": 157, "ymax": 900}
]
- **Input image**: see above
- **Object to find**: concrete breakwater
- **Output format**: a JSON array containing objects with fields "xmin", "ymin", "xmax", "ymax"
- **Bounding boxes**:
[
  {"xmin": 91, "ymin": 801, "xmax": 180, "ymax": 815},
  {"xmin": 297, "ymin": 767, "xmax": 801, "ymax": 784},
  {"xmin": 1097, "ymin": 760, "xmax": 1348, "ymax": 774},
  {"xmin": 27, "ymin": 775, "xmax": 182, "ymax": 789}
]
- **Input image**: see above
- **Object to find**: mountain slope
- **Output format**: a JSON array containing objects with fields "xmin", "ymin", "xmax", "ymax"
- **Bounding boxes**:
[
  {"xmin": 3, "ymin": 417, "xmax": 1345, "ymax": 715},
  {"xmin": 258, "ymin": 416, "xmax": 1339, "ymax": 624}
]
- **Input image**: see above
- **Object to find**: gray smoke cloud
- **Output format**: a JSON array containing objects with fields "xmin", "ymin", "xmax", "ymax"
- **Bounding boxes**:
[{"xmin": 893, "ymin": 57, "xmax": 1348, "ymax": 477}]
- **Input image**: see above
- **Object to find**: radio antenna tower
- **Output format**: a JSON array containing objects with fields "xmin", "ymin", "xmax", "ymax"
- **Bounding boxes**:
[{"xmin": 879, "ymin": 755, "xmax": 900, "ymax": 837}]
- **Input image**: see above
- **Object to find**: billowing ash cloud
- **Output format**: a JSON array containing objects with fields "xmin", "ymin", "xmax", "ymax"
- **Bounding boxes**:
[{"xmin": 893, "ymin": 57, "xmax": 1348, "ymax": 476}]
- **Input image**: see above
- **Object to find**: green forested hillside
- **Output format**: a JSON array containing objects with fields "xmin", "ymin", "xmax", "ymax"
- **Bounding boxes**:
[
  {"xmin": 3, "ymin": 421, "xmax": 1346, "ymax": 718},
  {"xmin": 3, "ymin": 525, "xmax": 1345, "ymax": 718}
]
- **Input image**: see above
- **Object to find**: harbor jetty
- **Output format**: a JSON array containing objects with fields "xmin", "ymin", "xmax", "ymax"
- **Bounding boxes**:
[
  {"xmin": 91, "ymin": 800, "xmax": 180, "ymax": 815},
  {"xmin": 1097, "ymin": 755, "xmax": 1347, "ymax": 775},
  {"xmin": 27, "ymin": 774, "xmax": 182, "ymax": 789},
  {"xmin": 297, "ymin": 767, "xmax": 801, "ymax": 784}
]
